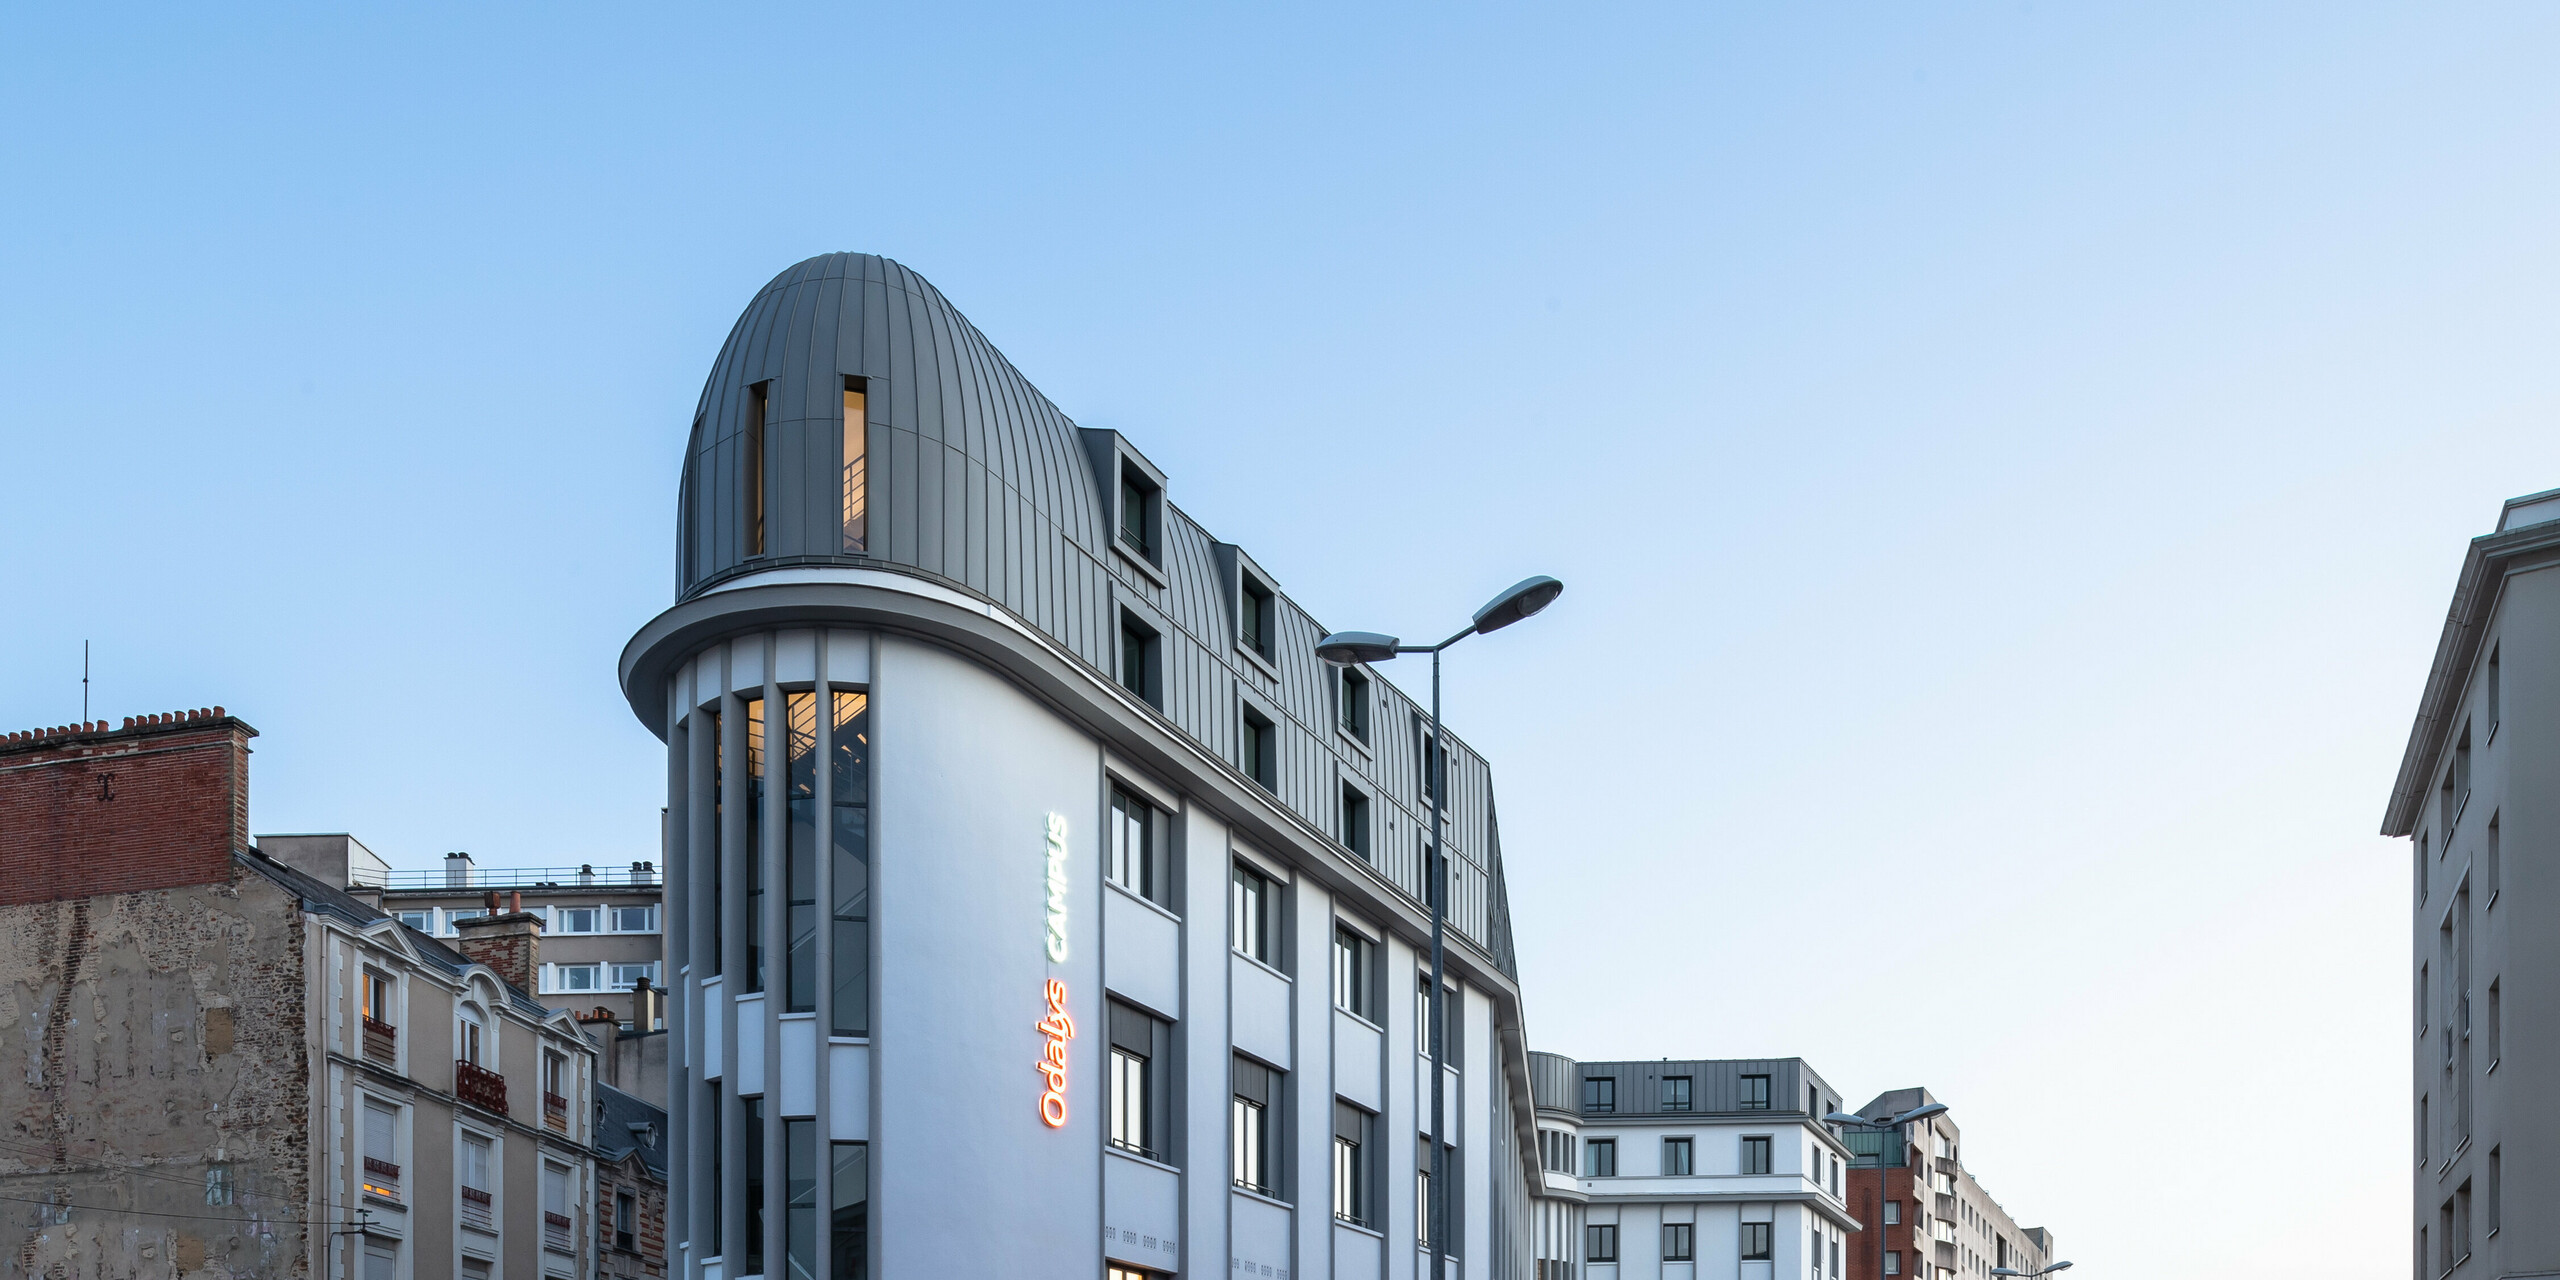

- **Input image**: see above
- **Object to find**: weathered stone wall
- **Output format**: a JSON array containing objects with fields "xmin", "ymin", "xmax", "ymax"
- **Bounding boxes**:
[{"xmin": 0, "ymin": 867, "xmax": 311, "ymax": 1279}]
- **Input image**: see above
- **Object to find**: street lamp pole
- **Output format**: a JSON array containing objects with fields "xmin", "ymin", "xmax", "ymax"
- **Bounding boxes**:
[{"xmin": 1317, "ymin": 575, "xmax": 1562, "ymax": 1280}]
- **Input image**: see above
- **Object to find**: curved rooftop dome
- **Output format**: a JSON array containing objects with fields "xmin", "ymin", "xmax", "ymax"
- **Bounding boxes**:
[{"xmin": 676, "ymin": 252, "xmax": 1105, "ymax": 599}]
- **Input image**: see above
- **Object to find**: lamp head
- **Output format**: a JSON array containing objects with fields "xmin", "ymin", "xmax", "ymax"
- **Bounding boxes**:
[
  {"xmin": 1993, "ymin": 1270, "xmax": 2021, "ymax": 1277},
  {"xmin": 2044, "ymin": 1264, "xmax": 2072, "ymax": 1274},
  {"xmin": 1315, "ymin": 631, "xmax": 1402, "ymax": 666},
  {"xmin": 1822, "ymin": 1111, "xmax": 1871, "ymax": 1127},
  {"xmin": 1470, "ymin": 575, "xmax": 1563, "ymax": 634},
  {"xmin": 1897, "ymin": 1102, "xmax": 1950, "ymax": 1124}
]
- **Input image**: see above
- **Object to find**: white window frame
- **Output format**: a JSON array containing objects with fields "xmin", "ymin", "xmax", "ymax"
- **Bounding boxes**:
[
  {"xmin": 608, "ymin": 903, "xmax": 660, "ymax": 933},
  {"xmin": 550, "ymin": 963, "xmax": 605, "ymax": 994}
]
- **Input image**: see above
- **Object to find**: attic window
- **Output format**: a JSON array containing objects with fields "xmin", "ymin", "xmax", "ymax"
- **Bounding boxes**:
[
  {"xmin": 1119, "ymin": 462, "xmax": 1160, "ymax": 561},
  {"xmin": 1240, "ymin": 575, "xmax": 1276, "ymax": 661}
]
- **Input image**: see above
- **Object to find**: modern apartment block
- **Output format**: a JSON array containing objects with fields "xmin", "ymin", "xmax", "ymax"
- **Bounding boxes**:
[
  {"xmin": 0, "ymin": 709, "xmax": 605, "ymax": 1280},
  {"xmin": 2384, "ymin": 489, "xmax": 2560, "ymax": 1278},
  {"xmin": 1523, "ymin": 1053, "xmax": 1861, "ymax": 1280},
  {"xmin": 1840, "ymin": 1090, "xmax": 2051, "ymax": 1280},
  {"xmin": 618, "ymin": 252, "xmax": 1544, "ymax": 1279}
]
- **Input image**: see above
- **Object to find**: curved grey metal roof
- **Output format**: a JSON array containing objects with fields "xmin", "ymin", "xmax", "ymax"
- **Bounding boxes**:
[
  {"xmin": 677, "ymin": 253, "xmax": 1108, "ymax": 598},
  {"xmin": 665, "ymin": 253, "xmax": 1520, "ymax": 976}
]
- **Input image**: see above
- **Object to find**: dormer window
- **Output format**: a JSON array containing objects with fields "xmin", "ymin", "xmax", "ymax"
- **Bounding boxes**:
[
  {"xmin": 1119, "ymin": 462, "xmax": 1160, "ymax": 561},
  {"xmin": 457, "ymin": 1006, "xmax": 486, "ymax": 1068},
  {"xmin": 1119, "ymin": 611, "xmax": 1162, "ymax": 709},
  {"xmin": 1339, "ymin": 668, "xmax": 1370, "ymax": 742},
  {"xmin": 1239, "ymin": 575, "xmax": 1276, "ymax": 662}
]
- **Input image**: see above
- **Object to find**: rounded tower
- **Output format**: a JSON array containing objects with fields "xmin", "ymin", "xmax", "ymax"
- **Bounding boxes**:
[{"xmin": 622, "ymin": 254, "xmax": 1540, "ymax": 1280}]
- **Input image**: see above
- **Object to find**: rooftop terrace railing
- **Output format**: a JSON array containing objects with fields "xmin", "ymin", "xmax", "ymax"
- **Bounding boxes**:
[{"xmin": 377, "ymin": 863, "xmax": 662, "ymax": 891}]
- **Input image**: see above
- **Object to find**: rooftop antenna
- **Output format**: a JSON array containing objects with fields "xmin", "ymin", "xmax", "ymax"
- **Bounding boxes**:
[{"xmin": 81, "ymin": 641, "xmax": 89, "ymax": 722}]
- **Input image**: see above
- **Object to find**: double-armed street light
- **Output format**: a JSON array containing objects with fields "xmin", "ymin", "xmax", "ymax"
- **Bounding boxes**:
[
  {"xmin": 1824, "ymin": 1103, "xmax": 1951, "ymax": 1280},
  {"xmin": 1994, "ymin": 1263, "xmax": 2075, "ymax": 1277},
  {"xmin": 1316, "ymin": 575, "xmax": 1563, "ymax": 1280}
]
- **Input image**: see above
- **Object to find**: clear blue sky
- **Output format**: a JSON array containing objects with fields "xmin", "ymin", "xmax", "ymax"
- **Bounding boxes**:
[{"xmin": 8, "ymin": 5, "xmax": 2555, "ymax": 1271}]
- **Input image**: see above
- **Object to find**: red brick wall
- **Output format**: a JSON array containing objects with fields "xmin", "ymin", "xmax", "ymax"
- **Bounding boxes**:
[
  {"xmin": 1847, "ymin": 1165, "xmax": 1919, "ymax": 1280},
  {"xmin": 597, "ymin": 1156, "xmax": 668, "ymax": 1279},
  {"xmin": 454, "ymin": 912, "xmax": 544, "ymax": 995},
  {"xmin": 0, "ymin": 710, "xmax": 255, "ymax": 908}
]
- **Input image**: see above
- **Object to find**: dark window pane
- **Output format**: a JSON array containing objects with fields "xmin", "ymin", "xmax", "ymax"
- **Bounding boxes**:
[
  {"xmin": 786, "ymin": 1120, "xmax": 816, "ymax": 1280},
  {"xmin": 787, "ymin": 692, "xmax": 819, "ymax": 1012},
  {"xmin": 746, "ymin": 697, "xmax": 766, "ymax": 993},
  {"xmin": 831, "ymin": 1143, "xmax": 869, "ymax": 1280},
  {"xmin": 743, "ymin": 1096, "xmax": 765, "ymax": 1275}
]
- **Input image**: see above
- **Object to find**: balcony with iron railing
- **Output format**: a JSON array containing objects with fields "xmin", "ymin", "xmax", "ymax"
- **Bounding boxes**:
[
  {"xmin": 545, "ymin": 1211, "xmax": 576, "ymax": 1253},
  {"xmin": 362, "ymin": 1157, "xmax": 402, "ymax": 1202},
  {"xmin": 460, "ymin": 1185, "xmax": 494, "ymax": 1232},
  {"xmin": 379, "ymin": 863, "xmax": 662, "ymax": 891},
  {"xmin": 455, "ymin": 1059, "xmax": 507, "ymax": 1114},
  {"xmin": 361, "ymin": 1016, "xmax": 398, "ymax": 1065}
]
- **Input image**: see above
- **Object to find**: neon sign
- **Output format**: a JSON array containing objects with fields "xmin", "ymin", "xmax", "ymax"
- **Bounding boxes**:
[
  {"xmin": 1038, "ymin": 813, "xmax": 1073, "ymax": 1128},
  {"xmin": 1044, "ymin": 812, "xmax": 1070, "ymax": 962},
  {"xmin": 1037, "ymin": 978, "xmax": 1074, "ymax": 1127}
]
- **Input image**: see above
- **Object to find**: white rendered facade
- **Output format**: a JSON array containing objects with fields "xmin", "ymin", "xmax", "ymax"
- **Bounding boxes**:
[{"xmin": 1526, "ymin": 1055, "xmax": 1860, "ymax": 1280}]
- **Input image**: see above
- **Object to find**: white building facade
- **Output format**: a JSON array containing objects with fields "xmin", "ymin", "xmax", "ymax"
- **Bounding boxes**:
[
  {"xmin": 1526, "ymin": 1054, "xmax": 1860, "ymax": 1280},
  {"xmin": 620, "ymin": 254, "xmax": 1543, "ymax": 1280}
]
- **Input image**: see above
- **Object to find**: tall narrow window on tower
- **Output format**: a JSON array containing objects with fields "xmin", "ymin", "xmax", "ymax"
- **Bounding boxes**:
[
  {"xmin": 842, "ymin": 378, "xmax": 868, "ymax": 554},
  {"xmin": 709, "ymin": 707, "xmax": 724, "ymax": 976},
  {"xmin": 747, "ymin": 382, "xmax": 769, "ymax": 557},
  {"xmin": 786, "ymin": 1119, "xmax": 817, "ymax": 1280},
  {"xmin": 745, "ymin": 695, "xmax": 767, "ymax": 994},
  {"xmin": 831, "ymin": 690, "xmax": 871, "ymax": 1037},
  {"xmin": 786, "ymin": 692, "xmax": 819, "ymax": 1013},
  {"xmin": 743, "ymin": 1095, "xmax": 766, "ymax": 1277},
  {"xmin": 831, "ymin": 1142, "xmax": 869, "ymax": 1279}
]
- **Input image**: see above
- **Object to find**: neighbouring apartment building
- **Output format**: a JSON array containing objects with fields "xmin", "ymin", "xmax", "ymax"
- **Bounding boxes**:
[
  {"xmin": 1840, "ymin": 1090, "xmax": 2051, "ymax": 1280},
  {"xmin": 2384, "ymin": 488, "xmax": 2560, "ymax": 1279},
  {"xmin": 618, "ymin": 252, "xmax": 1547, "ymax": 1278},
  {"xmin": 374, "ymin": 851, "xmax": 667, "ymax": 1033},
  {"xmin": 1524, "ymin": 1053, "xmax": 1861, "ymax": 1280},
  {"xmin": 264, "ymin": 835, "xmax": 673, "ymax": 1106},
  {"xmin": 596, "ymin": 1081, "xmax": 672, "ymax": 1280},
  {"xmin": 0, "ymin": 707, "xmax": 606, "ymax": 1280}
]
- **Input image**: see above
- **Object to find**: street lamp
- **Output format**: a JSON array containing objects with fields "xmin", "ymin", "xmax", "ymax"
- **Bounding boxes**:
[
  {"xmin": 1824, "ymin": 1104, "xmax": 1951, "ymax": 1280},
  {"xmin": 1994, "ymin": 1265, "xmax": 2074, "ymax": 1277},
  {"xmin": 1316, "ymin": 574, "xmax": 1562, "ymax": 1280}
]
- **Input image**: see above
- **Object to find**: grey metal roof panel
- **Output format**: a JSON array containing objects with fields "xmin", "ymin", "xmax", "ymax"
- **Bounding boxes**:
[{"xmin": 595, "ymin": 1081, "xmax": 670, "ymax": 1179}]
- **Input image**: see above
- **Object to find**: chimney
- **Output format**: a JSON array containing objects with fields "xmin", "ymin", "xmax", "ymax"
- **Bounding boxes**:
[
  {"xmin": 443, "ymin": 850, "xmax": 475, "ymax": 888},
  {"xmin": 454, "ymin": 898, "xmax": 543, "ymax": 996},
  {"xmin": 632, "ymin": 974, "xmax": 666, "ymax": 1031}
]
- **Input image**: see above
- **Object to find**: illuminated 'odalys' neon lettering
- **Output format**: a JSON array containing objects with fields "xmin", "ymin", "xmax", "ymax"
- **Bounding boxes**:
[
  {"xmin": 1043, "ymin": 812, "xmax": 1070, "ymax": 963},
  {"xmin": 1037, "ymin": 978, "xmax": 1074, "ymax": 1127},
  {"xmin": 1038, "ymin": 813, "xmax": 1073, "ymax": 1128}
]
